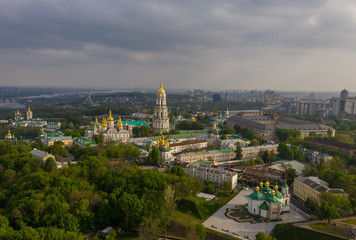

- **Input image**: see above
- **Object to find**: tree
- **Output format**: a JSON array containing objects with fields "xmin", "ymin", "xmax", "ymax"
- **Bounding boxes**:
[
  {"xmin": 170, "ymin": 166, "xmax": 185, "ymax": 176},
  {"xmin": 319, "ymin": 201, "xmax": 340, "ymax": 224},
  {"xmin": 256, "ymin": 232, "xmax": 267, "ymax": 240},
  {"xmin": 278, "ymin": 143, "xmax": 294, "ymax": 160},
  {"xmin": 276, "ymin": 129, "xmax": 301, "ymax": 142},
  {"xmin": 44, "ymin": 157, "xmax": 56, "ymax": 172},
  {"xmin": 220, "ymin": 134, "xmax": 227, "ymax": 140},
  {"xmin": 282, "ymin": 163, "xmax": 296, "ymax": 185},
  {"xmin": 203, "ymin": 184, "xmax": 215, "ymax": 194},
  {"xmin": 118, "ymin": 193, "xmax": 143, "ymax": 230},
  {"xmin": 147, "ymin": 146, "xmax": 160, "ymax": 166},
  {"xmin": 47, "ymin": 141, "xmax": 68, "ymax": 157},
  {"xmin": 164, "ymin": 185, "xmax": 176, "ymax": 224},
  {"xmin": 196, "ymin": 224, "xmax": 206, "ymax": 240},
  {"xmin": 250, "ymin": 139, "xmax": 260, "ymax": 146},
  {"xmin": 235, "ymin": 144, "xmax": 243, "ymax": 160},
  {"xmin": 255, "ymin": 232, "xmax": 276, "ymax": 240}
]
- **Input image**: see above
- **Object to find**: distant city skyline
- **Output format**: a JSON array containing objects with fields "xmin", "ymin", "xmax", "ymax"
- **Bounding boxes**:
[{"xmin": 1, "ymin": 0, "xmax": 356, "ymax": 91}]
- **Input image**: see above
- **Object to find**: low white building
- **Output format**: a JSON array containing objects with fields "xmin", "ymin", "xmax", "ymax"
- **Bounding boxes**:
[
  {"xmin": 46, "ymin": 122, "xmax": 61, "ymax": 130},
  {"xmin": 241, "ymin": 144, "xmax": 278, "ymax": 159},
  {"xmin": 185, "ymin": 166, "xmax": 238, "ymax": 190},
  {"xmin": 169, "ymin": 140, "xmax": 207, "ymax": 154}
]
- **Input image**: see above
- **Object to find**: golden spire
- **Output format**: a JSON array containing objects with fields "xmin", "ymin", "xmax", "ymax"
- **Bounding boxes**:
[
  {"xmin": 117, "ymin": 116, "xmax": 123, "ymax": 128},
  {"xmin": 27, "ymin": 107, "xmax": 32, "ymax": 114},
  {"xmin": 259, "ymin": 181, "xmax": 263, "ymax": 188},
  {"xmin": 107, "ymin": 110, "xmax": 114, "ymax": 122},
  {"xmin": 41, "ymin": 126, "xmax": 44, "ymax": 131},
  {"xmin": 12, "ymin": 134, "xmax": 15, "ymax": 138},
  {"xmin": 213, "ymin": 121, "xmax": 216, "ymax": 129},
  {"xmin": 157, "ymin": 82, "xmax": 166, "ymax": 94},
  {"xmin": 102, "ymin": 117, "xmax": 107, "ymax": 128},
  {"xmin": 226, "ymin": 108, "xmax": 229, "ymax": 114},
  {"xmin": 256, "ymin": 186, "xmax": 260, "ymax": 192}
]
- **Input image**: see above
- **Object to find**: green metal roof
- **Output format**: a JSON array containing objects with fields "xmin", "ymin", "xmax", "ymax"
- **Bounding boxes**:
[
  {"xmin": 274, "ymin": 190, "xmax": 283, "ymax": 199},
  {"xmin": 282, "ymin": 183, "xmax": 289, "ymax": 188},
  {"xmin": 248, "ymin": 191, "xmax": 265, "ymax": 201},
  {"xmin": 259, "ymin": 201, "xmax": 269, "ymax": 211},
  {"xmin": 122, "ymin": 120, "xmax": 149, "ymax": 127},
  {"xmin": 74, "ymin": 137, "xmax": 96, "ymax": 145},
  {"xmin": 266, "ymin": 193, "xmax": 282, "ymax": 205},
  {"xmin": 191, "ymin": 160, "xmax": 213, "ymax": 167},
  {"xmin": 47, "ymin": 131, "xmax": 64, "ymax": 137},
  {"xmin": 218, "ymin": 149, "xmax": 234, "ymax": 153},
  {"xmin": 229, "ymin": 135, "xmax": 250, "ymax": 142}
]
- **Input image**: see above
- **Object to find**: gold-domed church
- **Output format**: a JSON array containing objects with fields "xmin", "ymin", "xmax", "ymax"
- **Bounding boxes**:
[
  {"xmin": 247, "ymin": 181, "xmax": 290, "ymax": 220},
  {"xmin": 85, "ymin": 111, "xmax": 131, "ymax": 143},
  {"xmin": 152, "ymin": 83, "xmax": 169, "ymax": 133}
]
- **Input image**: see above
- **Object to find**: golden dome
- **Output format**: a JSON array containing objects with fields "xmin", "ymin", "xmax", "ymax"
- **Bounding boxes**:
[
  {"xmin": 256, "ymin": 186, "xmax": 260, "ymax": 192},
  {"xmin": 102, "ymin": 117, "xmax": 107, "ymax": 128},
  {"xmin": 117, "ymin": 116, "xmax": 123, "ymax": 128},
  {"xmin": 26, "ymin": 107, "xmax": 32, "ymax": 114},
  {"xmin": 6, "ymin": 130, "xmax": 12, "ymax": 138},
  {"xmin": 157, "ymin": 83, "xmax": 166, "ymax": 94},
  {"xmin": 265, "ymin": 181, "xmax": 270, "ymax": 188},
  {"xmin": 259, "ymin": 181, "xmax": 263, "ymax": 188},
  {"xmin": 213, "ymin": 121, "xmax": 216, "ymax": 129},
  {"xmin": 12, "ymin": 134, "xmax": 15, "ymax": 138},
  {"xmin": 226, "ymin": 108, "xmax": 229, "ymax": 114},
  {"xmin": 107, "ymin": 110, "xmax": 114, "ymax": 122},
  {"xmin": 271, "ymin": 190, "xmax": 275, "ymax": 196},
  {"xmin": 274, "ymin": 185, "xmax": 279, "ymax": 191},
  {"xmin": 191, "ymin": 116, "xmax": 196, "ymax": 121}
]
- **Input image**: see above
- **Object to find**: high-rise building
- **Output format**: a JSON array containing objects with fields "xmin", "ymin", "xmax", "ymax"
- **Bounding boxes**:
[
  {"xmin": 152, "ymin": 83, "xmax": 169, "ymax": 133},
  {"xmin": 331, "ymin": 89, "xmax": 356, "ymax": 119}
]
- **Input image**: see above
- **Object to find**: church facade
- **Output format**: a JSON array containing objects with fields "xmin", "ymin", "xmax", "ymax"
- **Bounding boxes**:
[
  {"xmin": 85, "ymin": 111, "xmax": 131, "ymax": 143},
  {"xmin": 247, "ymin": 181, "xmax": 290, "ymax": 220},
  {"xmin": 152, "ymin": 83, "xmax": 169, "ymax": 133}
]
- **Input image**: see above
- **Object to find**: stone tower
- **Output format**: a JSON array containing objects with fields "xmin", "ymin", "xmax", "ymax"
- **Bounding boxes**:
[
  {"xmin": 152, "ymin": 83, "xmax": 169, "ymax": 133},
  {"xmin": 26, "ymin": 107, "xmax": 33, "ymax": 120}
]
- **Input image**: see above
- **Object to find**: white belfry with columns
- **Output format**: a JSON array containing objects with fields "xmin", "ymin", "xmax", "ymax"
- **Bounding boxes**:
[{"xmin": 152, "ymin": 83, "xmax": 169, "ymax": 133}]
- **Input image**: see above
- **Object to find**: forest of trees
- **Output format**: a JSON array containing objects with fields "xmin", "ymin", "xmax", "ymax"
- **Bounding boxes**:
[{"xmin": 0, "ymin": 142, "xmax": 203, "ymax": 239}]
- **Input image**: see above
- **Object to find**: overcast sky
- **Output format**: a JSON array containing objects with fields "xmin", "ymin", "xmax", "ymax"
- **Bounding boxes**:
[{"xmin": 1, "ymin": 0, "xmax": 356, "ymax": 91}]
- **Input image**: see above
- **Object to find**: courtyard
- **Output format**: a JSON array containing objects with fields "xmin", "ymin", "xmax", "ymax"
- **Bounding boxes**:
[{"xmin": 203, "ymin": 189, "xmax": 309, "ymax": 240}]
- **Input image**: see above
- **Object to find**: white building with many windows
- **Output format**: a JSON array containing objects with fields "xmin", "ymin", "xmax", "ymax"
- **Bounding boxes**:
[{"xmin": 185, "ymin": 166, "xmax": 238, "ymax": 190}]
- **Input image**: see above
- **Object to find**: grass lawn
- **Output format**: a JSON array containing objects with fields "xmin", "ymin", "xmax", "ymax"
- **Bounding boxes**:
[
  {"xmin": 272, "ymin": 224, "xmax": 345, "ymax": 240},
  {"xmin": 309, "ymin": 223, "xmax": 353, "ymax": 239},
  {"xmin": 342, "ymin": 219, "xmax": 356, "ymax": 225},
  {"xmin": 172, "ymin": 192, "xmax": 240, "ymax": 240},
  {"xmin": 148, "ymin": 130, "xmax": 208, "ymax": 141},
  {"xmin": 187, "ymin": 192, "xmax": 237, "ymax": 220},
  {"xmin": 205, "ymin": 228, "xmax": 242, "ymax": 240},
  {"xmin": 172, "ymin": 209, "xmax": 202, "ymax": 227}
]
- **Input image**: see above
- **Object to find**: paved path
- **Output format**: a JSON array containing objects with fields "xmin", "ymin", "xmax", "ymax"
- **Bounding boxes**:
[{"xmin": 203, "ymin": 189, "xmax": 309, "ymax": 240}]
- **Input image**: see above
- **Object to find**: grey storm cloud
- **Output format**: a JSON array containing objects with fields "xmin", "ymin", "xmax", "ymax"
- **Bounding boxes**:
[{"xmin": 0, "ymin": 0, "xmax": 356, "ymax": 90}]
